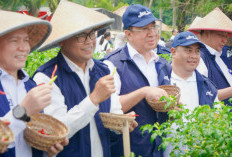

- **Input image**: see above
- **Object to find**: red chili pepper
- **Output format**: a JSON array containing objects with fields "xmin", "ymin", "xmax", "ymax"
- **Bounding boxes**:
[
  {"xmin": 37, "ymin": 82, "xmax": 45, "ymax": 86},
  {"xmin": 0, "ymin": 90, "xmax": 5, "ymax": 95},
  {"xmin": 38, "ymin": 129, "xmax": 48, "ymax": 135},
  {"xmin": 51, "ymin": 64, "xmax": 57, "ymax": 79},
  {"xmin": 3, "ymin": 136, "xmax": 9, "ymax": 141}
]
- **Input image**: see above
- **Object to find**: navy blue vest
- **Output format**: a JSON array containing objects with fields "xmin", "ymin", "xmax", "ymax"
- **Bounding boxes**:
[
  {"xmin": 157, "ymin": 44, "xmax": 171, "ymax": 55},
  {"xmin": 221, "ymin": 46, "xmax": 232, "ymax": 70},
  {"xmin": 195, "ymin": 70, "xmax": 217, "ymax": 107},
  {"xmin": 104, "ymin": 46, "xmax": 171, "ymax": 157},
  {"xmin": 34, "ymin": 52, "xmax": 112, "ymax": 157},
  {"xmin": 0, "ymin": 75, "xmax": 43, "ymax": 157},
  {"xmin": 201, "ymin": 47, "xmax": 232, "ymax": 105}
]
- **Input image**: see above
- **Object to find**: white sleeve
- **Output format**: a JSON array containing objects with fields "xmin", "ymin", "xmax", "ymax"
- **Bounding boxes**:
[
  {"xmin": 103, "ymin": 60, "xmax": 121, "ymax": 95},
  {"xmin": 196, "ymin": 58, "xmax": 208, "ymax": 77},
  {"xmin": 110, "ymin": 93, "xmax": 123, "ymax": 114},
  {"xmin": 213, "ymin": 94, "xmax": 221, "ymax": 109},
  {"xmin": 33, "ymin": 72, "xmax": 99, "ymax": 138}
]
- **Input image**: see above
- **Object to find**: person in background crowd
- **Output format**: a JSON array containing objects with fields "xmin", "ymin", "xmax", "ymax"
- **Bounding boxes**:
[
  {"xmin": 188, "ymin": 7, "xmax": 232, "ymax": 106},
  {"xmin": 158, "ymin": 34, "xmax": 166, "ymax": 47},
  {"xmin": 113, "ymin": 32, "xmax": 126, "ymax": 50},
  {"xmin": 104, "ymin": 4, "xmax": 172, "ymax": 157},
  {"xmin": 0, "ymin": 9, "xmax": 68, "ymax": 157},
  {"xmin": 157, "ymin": 32, "xmax": 171, "ymax": 55},
  {"xmin": 33, "ymin": 1, "xmax": 137, "ymax": 157},
  {"xmin": 166, "ymin": 29, "xmax": 179, "ymax": 49},
  {"xmin": 171, "ymin": 29, "xmax": 179, "ymax": 40},
  {"xmin": 94, "ymin": 28, "xmax": 107, "ymax": 54},
  {"xmin": 99, "ymin": 32, "xmax": 112, "ymax": 54}
]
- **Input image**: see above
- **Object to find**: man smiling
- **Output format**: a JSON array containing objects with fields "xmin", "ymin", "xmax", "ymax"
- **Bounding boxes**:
[
  {"xmin": 104, "ymin": 4, "xmax": 171, "ymax": 157},
  {"xmin": 0, "ymin": 10, "xmax": 68, "ymax": 157},
  {"xmin": 170, "ymin": 31, "xmax": 218, "ymax": 110},
  {"xmin": 33, "ymin": 1, "xmax": 137, "ymax": 157},
  {"xmin": 188, "ymin": 8, "xmax": 232, "ymax": 105}
]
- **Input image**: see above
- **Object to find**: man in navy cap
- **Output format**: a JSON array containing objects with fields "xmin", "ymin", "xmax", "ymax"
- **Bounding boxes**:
[
  {"xmin": 104, "ymin": 4, "xmax": 171, "ymax": 157},
  {"xmin": 170, "ymin": 31, "xmax": 218, "ymax": 110},
  {"xmin": 164, "ymin": 31, "xmax": 219, "ymax": 156}
]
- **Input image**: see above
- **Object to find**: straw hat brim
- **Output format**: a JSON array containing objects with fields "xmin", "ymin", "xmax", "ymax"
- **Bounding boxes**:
[
  {"xmin": 187, "ymin": 8, "xmax": 232, "ymax": 36},
  {"xmin": 0, "ymin": 10, "xmax": 52, "ymax": 52},
  {"xmin": 37, "ymin": 1, "xmax": 115, "ymax": 52},
  {"xmin": 38, "ymin": 19, "xmax": 114, "ymax": 52}
]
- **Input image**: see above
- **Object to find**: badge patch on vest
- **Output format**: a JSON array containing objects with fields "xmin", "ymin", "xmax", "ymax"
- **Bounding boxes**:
[
  {"xmin": 164, "ymin": 75, "xmax": 170, "ymax": 81},
  {"xmin": 227, "ymin": 49, "xmax": 232, "ymax": 58},
  {"xmin": 206, "ymin": 91, "xmax": 213, "ymax": 97}
]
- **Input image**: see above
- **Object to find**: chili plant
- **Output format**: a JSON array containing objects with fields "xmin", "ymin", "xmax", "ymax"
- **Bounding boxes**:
[
  {"xmin": 141, "ymin": 97, "xmax": 232, "ymax": 157},
  {"xmin": 25, "ymin": 47, "xmax": 60, "ymax": 77}
]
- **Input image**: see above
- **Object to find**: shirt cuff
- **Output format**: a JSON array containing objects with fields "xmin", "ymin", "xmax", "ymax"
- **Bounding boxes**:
[{"xmin": 77, "ymin": 96, "xmax": 99, "ymax": 117}]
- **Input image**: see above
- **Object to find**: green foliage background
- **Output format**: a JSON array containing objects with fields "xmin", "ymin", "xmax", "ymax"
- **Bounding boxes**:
[
  {"xmin": 24, "ymin": 48, "xmax": 59, "ymax": 77},
  {"xmin": 24, "ymin": 48, "xmax": 110, "ymax": 77}
]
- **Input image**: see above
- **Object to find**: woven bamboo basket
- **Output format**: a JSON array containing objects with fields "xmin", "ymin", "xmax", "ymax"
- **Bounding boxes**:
[
  {"xmin": 24, "ymin": 113, "xmax": 69, "ymax": 151},
  {"xmin": 99, "ymin": 113, "xmax": 135, "ymax": 131},
  {"xmin": 146, "ymin": 85, "xmax": 180, "ymax": 112},
  {"xmin": 0, "ymin": 120, "xmax": 14, "ymax": 153}
]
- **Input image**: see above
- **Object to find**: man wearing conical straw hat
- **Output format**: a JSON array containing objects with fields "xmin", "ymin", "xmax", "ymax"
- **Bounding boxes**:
[
  {"xmin": 188, "ymin": 7, "xmax": 232, "ymax": 106},
  {"xmin": 0, "ymin": 10, "xmax": 68, "ymax": 156},
  {"xmin": 33, "ymin": 1, "xmax": 138, "ymax": 157}
]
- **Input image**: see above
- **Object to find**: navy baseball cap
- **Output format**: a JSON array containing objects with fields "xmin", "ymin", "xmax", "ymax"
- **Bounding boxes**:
[
  {"xmin": 122, "ymin": 4, "xmax": 160, "ymax": 30},
  {"xmin": 172, "ymin": 31, "xmax": 205, "ymax": 48}
]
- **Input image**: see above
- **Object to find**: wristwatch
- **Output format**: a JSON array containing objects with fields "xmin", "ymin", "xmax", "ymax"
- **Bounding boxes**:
[{"xmin": 12, "ymin": 105, "xmax": 30, "ymax": 122}]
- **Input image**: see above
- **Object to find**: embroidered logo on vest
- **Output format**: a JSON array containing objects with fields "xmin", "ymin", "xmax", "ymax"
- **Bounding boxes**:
[
  {"xmin": 138, "ymin": 11, "xmax": 151, "ymax": 18},
  {"xmin": 164, "ymin": 75, "xmax": 170, "ymax": 81},
  {"xmin": 227, "ymin": 49, "xmax": 232, "ymax": 58},
  {"xmin": 206, "ymin": 91, "xmax": 213, "ymax": 97}
]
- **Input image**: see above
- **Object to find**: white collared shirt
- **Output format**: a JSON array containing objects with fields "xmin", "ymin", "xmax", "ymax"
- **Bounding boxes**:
[
  {"xmin": 171, "ymin": 71, "xmax": 199, "ymax": 111},
  {"xmin": 104, "ymin": 43, "xmax": 160, "ymax": 94},
  {"xmin": 33, "ymin": 53, "xmax": 122, "ymax": 157},
  {"xmin": 197, "ymin": 45, "xmax": 232, "ymax": 86},
  {"xmin": 171, "ymin": 71, "xmax": 219, "ymax": 111},
  {"xmin": 0, "ymin": 69, "xmax": 33, "ymax": 157}
]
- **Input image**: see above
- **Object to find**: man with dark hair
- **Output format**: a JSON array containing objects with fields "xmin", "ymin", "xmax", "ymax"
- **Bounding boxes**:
[
  {"xmin": 33, "ymin": 1, "xmax": 137, "ymax": 157},
  {"xmin": 188, "ymin": 8, "xmax": 232, "ymax": 105}
]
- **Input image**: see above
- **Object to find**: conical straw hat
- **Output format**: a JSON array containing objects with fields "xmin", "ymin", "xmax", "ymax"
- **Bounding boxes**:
[
  {"xmin": 0, "ymin": 10, "xmax": 52, "ymax": 52},
  {"xmin": 188, "ymin": 16, "xmax": 202, "ymax": 31},
  {"xmin": 188, "ymin": 8, "xmax": 232, "ymax": 35},
  {"xmin": 38, "ymin": 1, "xmax": 114, "ymax": 51}
]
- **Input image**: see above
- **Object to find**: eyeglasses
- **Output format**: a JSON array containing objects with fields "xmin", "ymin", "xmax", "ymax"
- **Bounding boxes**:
[
  {"xmin": 130, "ymin": 24, "xmax": 157, "ymax": 33},
  {"xmin": 75, "ymin": 30, "xmax": 96, "ymax": 43}
]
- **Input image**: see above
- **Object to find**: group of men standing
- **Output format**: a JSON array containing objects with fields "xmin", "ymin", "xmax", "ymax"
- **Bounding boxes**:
[{"xmin": 0, "ymin": 1, "xmax": 232, "ymax": 157}]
